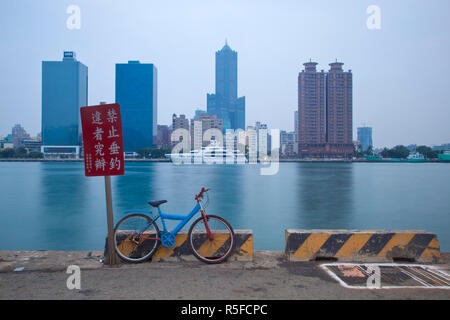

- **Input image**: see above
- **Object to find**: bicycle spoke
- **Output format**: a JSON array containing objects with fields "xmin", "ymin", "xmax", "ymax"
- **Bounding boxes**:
[
  {"xmin": 189, "ymin": 215, "xmax": 234, "ymax": 263},
  {"xmin": 114, "ymin": 214, "xmax": 160, "ymax": 262}
]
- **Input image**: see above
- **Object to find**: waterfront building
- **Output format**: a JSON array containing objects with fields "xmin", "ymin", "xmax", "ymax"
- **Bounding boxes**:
[
  {"xmin": 190, "ymin": 114, "xmax": 223, "ymax": 149},
  {"xmin": 22, "ymin": 139, "xmax": 42, "ymax": 153},
  {"xmin": 11, "ymin": 124, "xmax": 30, "ymax": 148},
  {"xmin": 298, "ymin": 61, "xmax": 327, "ymax": 157},
  {"xmin": 156, "ymin": 125, "xmax": 171, "ymax": 148},
  {"xmin": 242, "ymin": 126, "xmax": 258, "ymax": 161},
  {"xmin": 357, "ymin": 126, "xmax": 373, "ymax": 152},
  {"xmin": 207, "ymin": 41, "xmax": 245, "ymax": 131},
  {"xmin": 191, "ymin": 119, "xmax": 203, "ymax": 151},
  {"xmin": 116, "ymin": 60, "xmax": 157, "ymax": 152},
  {"xmin": 326, "ymin": 62, "xmax": 353, "ymax": 157},
  {"xmin": 254, "ymin": 122, "xmax": 268, "ymax": 158},
  {"xmin": 172, "ymin": 114, "xmax": 190, "ymax": 131},
  {"xmin": 280, "ymin": 131, "xmax": 296, "ymax": 157},
  {"xmin": 297, "ymin": 60, "xmax": 353, "ymax": 158},
  {"xmin": 1, "ymin": 142, "xmax": 14, "ymax": 149},
  {"xmin": 41, "ymin": 51, "xmax": 87, "ymax": 158}
]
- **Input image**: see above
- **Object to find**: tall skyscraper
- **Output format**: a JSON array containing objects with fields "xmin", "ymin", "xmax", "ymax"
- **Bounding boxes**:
[
  {"xmin": 298, "ymin": 61, "xmax": 326, "ymax": 156},
  {"xmin": 207, "ymin": 41, "xmax": 245, "ymax": 131},
  {"xmin": 357, "ymin": 126, "xmax": 373, "ymax": 152},
  {"xmin": 41, "ymin": 51, "xmax": 88, "ymax": 157},
  {"xmin": 297, "ymin": 61, "xmax": 353, "ymax": 158},
  {"xmin": 326, "ymin": 62, "xmax": 353, "ymax": 155},
  {"xmin": 116, "ymin": 61, "xmax": 157, "ymax": 152}
]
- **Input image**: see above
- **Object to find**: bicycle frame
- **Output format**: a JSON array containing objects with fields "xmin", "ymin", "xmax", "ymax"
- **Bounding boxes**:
[
  {"xmin": 135, "ymin": 202, "xmax": 207, "ymax": 243},
  {"xmin": 157, "ymin": 203, "xmax": 201, "ymax": 235}
]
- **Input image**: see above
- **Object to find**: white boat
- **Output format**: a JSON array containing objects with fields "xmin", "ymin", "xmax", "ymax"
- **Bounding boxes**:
[{"xmin": 165, "ymin": 140, "xmax": 247, "ymax": 164}]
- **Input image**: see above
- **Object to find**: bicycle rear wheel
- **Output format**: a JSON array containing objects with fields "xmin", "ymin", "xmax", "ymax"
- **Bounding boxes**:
[
  {"xmin": 188, "ymin": 215, "xmax": 234, "ymax": 264},
  {"xmin": 114, "ymin": 214, "xmax": 160, "ymax": 263}
]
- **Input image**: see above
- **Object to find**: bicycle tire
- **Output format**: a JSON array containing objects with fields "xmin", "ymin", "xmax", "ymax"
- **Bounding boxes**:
[
  {"xmin": 188, "ymin": 215, "xmax": 235, "ymax": 264},
  {"xmin": 114, "ymin": 213, "xmax": 160, "ymax": 263}
]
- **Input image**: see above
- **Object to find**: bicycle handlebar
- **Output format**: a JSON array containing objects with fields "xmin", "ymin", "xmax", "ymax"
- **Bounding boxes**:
[{"xmin": 195, "ymin": 187, "xmax": 210, "ymax": 201}]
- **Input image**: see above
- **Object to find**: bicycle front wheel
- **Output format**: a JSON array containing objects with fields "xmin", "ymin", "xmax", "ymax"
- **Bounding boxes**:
[
  {"xmin": 188, "ymin": 215, "xmax": 235, "ymax": 264},
  {"xmin": 114, "ymin": 214, "xmax": 160, "ymax": 263}
]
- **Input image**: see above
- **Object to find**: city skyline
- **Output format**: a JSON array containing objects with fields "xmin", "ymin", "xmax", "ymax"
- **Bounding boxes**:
[{"xmin": 1, "ymin": 1, "xmax": 450, "ymax": 148}]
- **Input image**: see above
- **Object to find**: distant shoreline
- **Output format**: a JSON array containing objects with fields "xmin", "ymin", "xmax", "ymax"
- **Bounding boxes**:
[{"xmin": 0, "ymin": 158, "xmax": 447, "ymax": 163}]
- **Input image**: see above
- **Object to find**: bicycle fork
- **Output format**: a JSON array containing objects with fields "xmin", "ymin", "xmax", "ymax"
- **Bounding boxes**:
[{"xmin": 199, "ymin": 202, "xmax": 214, "ymax": 241}]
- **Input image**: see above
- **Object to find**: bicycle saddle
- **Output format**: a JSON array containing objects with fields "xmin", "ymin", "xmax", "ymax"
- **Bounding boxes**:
[{"xmin": 148, "ymin": 200, "xmax": 167, "ymax": 207}]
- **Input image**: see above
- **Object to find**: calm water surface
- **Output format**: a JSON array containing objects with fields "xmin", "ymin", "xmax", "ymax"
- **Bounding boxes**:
[{"xmin": 0, "ymin": 162, "xmax": 449, "ymax": 251}]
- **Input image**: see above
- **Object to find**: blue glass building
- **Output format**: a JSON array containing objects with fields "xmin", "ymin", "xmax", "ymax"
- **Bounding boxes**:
[
  {"xmin": 41, "ymin": 51, "xmax": 88, "ymax": 150},
  {"xmin": 115, "ymin": 61, "xmax": 157, "ymax": 152},
  {"xmin": 207, "ymin": 41, "xmax": 245, "ymax": 131},
  {"xmin": 357, "ymin": 127, "xmax": 373, "ymax": 152}
]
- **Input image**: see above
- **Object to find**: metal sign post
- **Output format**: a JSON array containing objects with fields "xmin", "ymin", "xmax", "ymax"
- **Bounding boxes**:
[
  {"xmin": 104, "ymin": 175, "xmax": 118, "ymax": 265},
  {"xmin": 80, "ymin": 103, "xmax": 125, "ymax": 266}
]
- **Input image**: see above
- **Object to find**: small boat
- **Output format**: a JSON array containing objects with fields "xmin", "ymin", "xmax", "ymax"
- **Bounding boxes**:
[{"xmin": 406, "ymin": 152, "xmax": 427, "ymax": 163}]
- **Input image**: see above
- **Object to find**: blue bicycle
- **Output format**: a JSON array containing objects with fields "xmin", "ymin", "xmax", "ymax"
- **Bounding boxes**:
[{"xmin": 113, "ymin": 187, "xmax": 235, "ymax": 264}]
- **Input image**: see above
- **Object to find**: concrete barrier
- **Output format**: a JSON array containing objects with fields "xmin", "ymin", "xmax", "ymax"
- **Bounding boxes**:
[
  {"xmin": 106, "ymin": 229, "xmax": 253, "ymax": 262},
  {"xmin": 285, "ymin": 230, "xmax": 441, "ymax": 263}
]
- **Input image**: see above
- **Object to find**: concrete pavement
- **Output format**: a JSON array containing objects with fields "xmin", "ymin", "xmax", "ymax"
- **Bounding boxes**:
[{"xmin": 0, "ymin": 250, "xmax": 449, "ymax": 300}]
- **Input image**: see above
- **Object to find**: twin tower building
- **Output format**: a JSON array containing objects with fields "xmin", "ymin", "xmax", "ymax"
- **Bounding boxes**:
[
  {"xmin": 297, "ymin": 61, "xmax": 353, "ymax": 158},
  {"xmin": 41, "ymin": 43, "xmax": 245, "ymax": 157}
]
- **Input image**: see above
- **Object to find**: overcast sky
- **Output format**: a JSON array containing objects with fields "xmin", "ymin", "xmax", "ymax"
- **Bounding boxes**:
[{"xmin": 0, "ymin": 0, "xmax": 449, "ymax": 148}]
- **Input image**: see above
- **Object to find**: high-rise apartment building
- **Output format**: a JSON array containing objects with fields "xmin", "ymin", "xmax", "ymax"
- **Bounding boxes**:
[
  {"xmin": 116, "ymin": 60, "xmax": 157, "ymax": 152},
  {"xmin": 255, "ymin": 122, "xmax": 268, "ymax": 158},
  {"xmin": 207, "ymin": 41, "xmax": 245, "ymax": 131},
  {"xmin": 172, "ymin": 114, "xmax": 189, "ymax": 131},
  {"xmin": 298, "ymin": 62, "xmax": 326, "ymax": 156},
  {"xmin": 357, "ymin": 126, "xmax": 373, "ymax": 152},
  {"xmin": 297, "ymin": 61, "xmax": 353, "ymax": 158},
  {"xmin": 326, "ymin": 62, "xmax": 353, "ymax": 156},
  {"xmin": 41, "ymin": 51, "xmax": 88, "ymax": 158}
]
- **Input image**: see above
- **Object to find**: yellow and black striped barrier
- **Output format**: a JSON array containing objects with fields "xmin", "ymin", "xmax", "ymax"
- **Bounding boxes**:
[
  {"xmin": 285, "ymin": 230, "xmax": 441, "ymax": 263},
  {"xmin": 152, "ymin": 230, "xmax": 253, "ymax": 261},
  {"xmin": 108, "ymin": 230, "xmax": 253, "ymax": 262}
]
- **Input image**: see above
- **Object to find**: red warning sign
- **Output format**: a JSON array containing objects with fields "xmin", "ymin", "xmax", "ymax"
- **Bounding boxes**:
[{"xmin": 80, "ymin": 103, "xmax": 125, "ymax": 177}]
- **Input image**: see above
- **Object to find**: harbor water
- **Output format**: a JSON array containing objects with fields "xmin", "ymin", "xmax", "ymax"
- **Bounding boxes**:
[{"xmin": 0, "ymin": 162, "xmax": 449, "ymax": 251}]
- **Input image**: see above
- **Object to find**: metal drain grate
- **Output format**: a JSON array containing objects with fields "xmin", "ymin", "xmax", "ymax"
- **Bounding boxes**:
[{"xmin": 320, "ymin": 263, "xmax": 450, "ymax": 289}]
